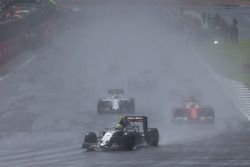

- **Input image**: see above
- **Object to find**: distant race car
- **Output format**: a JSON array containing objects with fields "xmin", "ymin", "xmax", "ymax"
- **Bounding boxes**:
[
  {"xmin": 97, "ymin": 89, "xmax": 135, "ymax": 114},
  {"xmin": 128, "ymin": 71, "xmax": 157, "ymax": 91},
  {"xmin": 82, "ymin": 116, "xmax": 159, "ymax": 151},
  {"xmin": 172, "ymin": 96, "xmax": 215, "ymax": 123}
]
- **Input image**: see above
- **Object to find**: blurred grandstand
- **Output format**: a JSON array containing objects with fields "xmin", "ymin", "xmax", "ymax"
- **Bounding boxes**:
[{"xmin": 0, "ymin": 0, "xmax": 56, "ymax": 62}]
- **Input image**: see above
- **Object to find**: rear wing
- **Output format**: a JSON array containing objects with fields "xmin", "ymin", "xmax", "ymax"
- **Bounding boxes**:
[
  {"xmin": 108, "ymin": 89, "xmax": 124, "ymax": 95},
  {"xmin": 124, "ymin": 116, "xmax": 148, "ymax": 132},
  {"xmin": 125, "ymin": 116, "xmax": 147, "ymax": 122}
]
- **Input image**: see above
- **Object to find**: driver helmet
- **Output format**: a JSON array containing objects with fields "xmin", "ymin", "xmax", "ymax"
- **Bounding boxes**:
[
  {"xmin": 115, "ymin": 123, "xmax": 123, "ymax": 130},
  {"xmin": 113, "ymin": 95, "xmax": 119, "ymax": 99}
]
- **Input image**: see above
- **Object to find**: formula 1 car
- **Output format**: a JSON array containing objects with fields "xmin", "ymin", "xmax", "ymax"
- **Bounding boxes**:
[
  {"xmin": 82, "ymin": 116, "xmax": 159, "ymax": 151},
  {"xmin": 97, "ymin": 89, "xmax": 135, "ymax": 114},
  {"xmin": 128, "ymin": 71, "xmax": 157, "ymax": 91},
  {"xmin": 172, "ymin": 97, "xmax": 215, "ymax": 123}
]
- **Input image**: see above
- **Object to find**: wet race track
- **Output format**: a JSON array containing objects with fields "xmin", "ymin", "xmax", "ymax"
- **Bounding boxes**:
[{"xmin": 0, "ymin": 3, "xmax": 249, "ymax": 167}]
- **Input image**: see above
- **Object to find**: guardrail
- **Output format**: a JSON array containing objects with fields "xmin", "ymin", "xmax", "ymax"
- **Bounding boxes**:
[
  {"xmin": 0, "ymin": 8, "xmax": 56, "ymax": 64},
  {"xmin": 0, "ymin": 36, "xmax": 22, "ymax": 62}
]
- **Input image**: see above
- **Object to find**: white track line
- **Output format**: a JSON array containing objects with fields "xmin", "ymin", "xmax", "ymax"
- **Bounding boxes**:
[
  {"xmin": 0, "ymin": 145, "xmax": 79, "ymax": 162},
  {"xmin": 0, "ymin": 145, "xmax": 81, "ymax": 167},
  {"xmin": 0, "ymin": 54, "xmax": 37, "ymax": 81}
]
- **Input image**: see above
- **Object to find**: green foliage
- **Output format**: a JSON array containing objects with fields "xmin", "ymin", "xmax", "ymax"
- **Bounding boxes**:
[{"xmin": 199, "ymin": 40, "xmax": 250, "ymax": 87}]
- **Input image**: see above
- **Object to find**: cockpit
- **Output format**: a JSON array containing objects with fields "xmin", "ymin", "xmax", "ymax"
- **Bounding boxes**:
[
  {"xmin": 112, "ymin": 95, "xmax": 120, "ymax": 99},
  {"xmin": 183, "ymin": 97, "xmax": 199, "ymax": 108}
]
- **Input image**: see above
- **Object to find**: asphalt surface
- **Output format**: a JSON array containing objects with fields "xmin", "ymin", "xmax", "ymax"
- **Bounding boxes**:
[{"xmin": 0, "ymin": 4, "xmax": 249, "ymax": 167}]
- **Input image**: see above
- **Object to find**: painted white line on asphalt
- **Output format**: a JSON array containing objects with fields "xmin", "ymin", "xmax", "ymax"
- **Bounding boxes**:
[
  {"xmin": 239, "ymin": 95, "xmax": 250, "ymax": 97},
  {"xmin": 0, "ymin": 145, "xmax": 79, "ymax": 162},
  {"xmin": 240, "ymin": 99, "xmax": 250, "ymax": 101},
  {"xmin": 239, "ymin": 93, "xmax": 250, "ymax": 95},
  {"xmin": 0, "ymin": 74, "xmax": 11, "ymax": 81},
  {"xmin": 237, "ymin": 88, "xmax": 249, "ymax": 91},
  {"xmin": 238, "ymin": 94, "xmax": 250, "ymax": 97},
  {"xmin": 0, "ymin": 54, "xmax": 37, "ymax": 81},
  {"xmin": 232, "ymin": 85, "xmax": 247, "ymax": 88},
  {"xmin": 238, "ymin": 90, "xmax": 250, "ymax": 94},
  {"xmin": 231, "ymin": 85, "xmax": 246, "ymax": 88},
  {"xmin": 239, "ymin": 99, "xmax": 250, "ymax": 102}
]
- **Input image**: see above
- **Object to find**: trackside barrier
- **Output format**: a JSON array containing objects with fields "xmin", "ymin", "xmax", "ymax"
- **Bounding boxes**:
[
  {"xmin": 0, "ymin": 16, "xmax": 56, "ymax": 64},
  {"xmin": 0, "ymin": 36, "xmax": 21, "ymax": 63}
]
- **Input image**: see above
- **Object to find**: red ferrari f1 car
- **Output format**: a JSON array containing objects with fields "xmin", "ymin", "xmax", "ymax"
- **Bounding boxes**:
[{"xmin": 172, "ymin": 97, "xmax": 215, "ymax": 123}]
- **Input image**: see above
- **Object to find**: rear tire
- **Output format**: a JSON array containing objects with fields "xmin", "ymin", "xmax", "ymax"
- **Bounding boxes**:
[{"xmin": 147, "ymin": 128, "xmax": 159, "ymax": 146}]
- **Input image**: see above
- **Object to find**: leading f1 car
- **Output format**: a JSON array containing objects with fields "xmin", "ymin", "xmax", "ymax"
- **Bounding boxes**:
[
  {"xmin": 82, "ymin": 116, "xmax": 159, "ymax": 151},
  {"xmin": 97, "ymin": 89, "xmax": 135, "ymax": 114},
  {"xmin": 172, "ymin": 96, "xmax": 215, "ymax": 123}
]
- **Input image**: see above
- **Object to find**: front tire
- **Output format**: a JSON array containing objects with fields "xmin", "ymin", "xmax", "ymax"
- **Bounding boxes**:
[
  {"xmin": 84, "ymin": 132, "xmax": 97, "ymax": 143},
  {"xmin": 122, "ymin": 133, "xmax": 135, "ymax": 150},
  {"xmin": 83, "ymin": 132, "xmax": 97, "ymax": 150}
]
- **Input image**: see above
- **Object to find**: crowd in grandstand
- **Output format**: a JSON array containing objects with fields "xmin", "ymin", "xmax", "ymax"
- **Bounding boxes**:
[
  {"xmin": 178, "ymin": 9, "xmax": 239, "ymax": 45},
  {"xmin": 201, "ymin": 12, "xmax": 239, "ymax": 44},
  {"xmin": 0, "ymin": 0, "xmax": 56, "ymax": 23}
]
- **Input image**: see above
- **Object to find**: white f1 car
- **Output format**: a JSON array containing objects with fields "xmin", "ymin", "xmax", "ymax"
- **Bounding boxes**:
[{"xmin": 97, "ymin": 89, "xmax": 135, "ymax": 114}]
